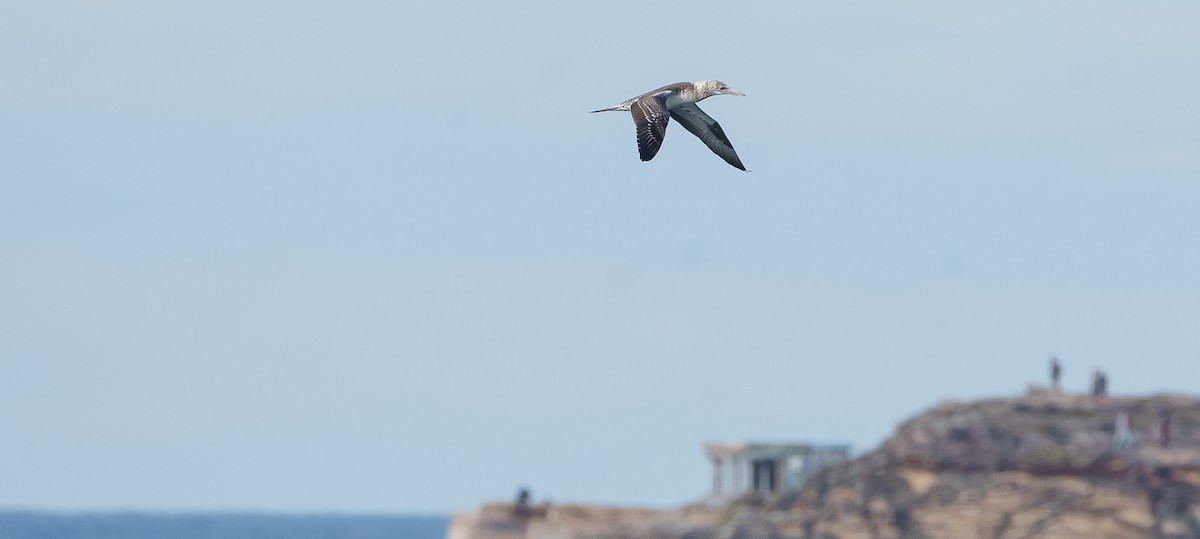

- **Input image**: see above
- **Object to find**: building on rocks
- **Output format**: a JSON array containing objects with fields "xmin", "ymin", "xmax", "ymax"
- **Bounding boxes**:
[{"xmin": 703, "ymin": 442, "xmax": 851, "ymax": 501}]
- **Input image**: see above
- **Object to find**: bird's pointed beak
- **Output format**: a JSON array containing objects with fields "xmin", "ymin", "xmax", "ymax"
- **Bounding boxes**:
[{"xmin": 724, "ymin": 88, "xmax": 745, "ymax": 96}]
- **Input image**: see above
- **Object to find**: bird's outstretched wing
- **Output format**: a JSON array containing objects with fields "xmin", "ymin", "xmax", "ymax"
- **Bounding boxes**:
[
  {"xmin": 669, "ymin": 103, "xmax": 746, "ymax": 171},
  {"xmin": 631, "ymin": 92, "xmax": 671, "ymax": 162}
]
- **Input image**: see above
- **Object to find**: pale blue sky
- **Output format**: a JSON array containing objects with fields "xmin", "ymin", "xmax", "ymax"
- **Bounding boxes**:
[{"xmin": 2, "ymin": 1, "xmax": 1199, "ymax": 514}]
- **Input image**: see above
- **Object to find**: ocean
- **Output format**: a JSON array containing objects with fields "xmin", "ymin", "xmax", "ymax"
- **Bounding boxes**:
[{"xmin": 0, "ymin": 511, "xmax": 448, "ymax": 539}]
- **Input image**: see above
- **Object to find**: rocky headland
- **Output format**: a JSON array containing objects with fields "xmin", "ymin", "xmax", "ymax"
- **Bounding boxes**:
[{"xmin": 449, "ymin": 389, "xmax": 1200, "ymax": 538}]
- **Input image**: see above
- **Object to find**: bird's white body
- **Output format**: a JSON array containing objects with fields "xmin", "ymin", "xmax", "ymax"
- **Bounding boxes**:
[
  {"xmin": 593, "ymin": 80, "xmax": 728, "ymax": 113},
  {"xmin": 590, "ymin": 80, "xmax": 748, "ymax": 170},
  {"xmin": 662, "ymin": 92, "xmax": 688, "ymax": 109}
]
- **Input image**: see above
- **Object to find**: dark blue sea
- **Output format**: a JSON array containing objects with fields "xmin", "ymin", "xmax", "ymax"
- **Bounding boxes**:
[{"xmin": 0, "ymin": 511, "xmax": 448, "ymax": 539}]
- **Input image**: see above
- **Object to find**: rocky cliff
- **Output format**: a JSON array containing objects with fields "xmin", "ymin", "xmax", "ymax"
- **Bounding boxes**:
[
  {"xmin": 450, "ymin": 389, "xmax": 1200, "ymax": 539},
  {"xmin": 780, "ymin": 388, "xmax": 1200, "ymax": 538}
]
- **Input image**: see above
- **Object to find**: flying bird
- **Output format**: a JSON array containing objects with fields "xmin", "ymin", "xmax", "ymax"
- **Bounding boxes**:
[{"xmin": 591, "ymin": 80, "xmax": 748, "ymax": 171}]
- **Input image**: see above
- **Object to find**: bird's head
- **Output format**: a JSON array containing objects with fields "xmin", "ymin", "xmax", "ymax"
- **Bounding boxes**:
[{"xmin": 698, "ymin": 80, "xmax": 745, "ymax": 97}]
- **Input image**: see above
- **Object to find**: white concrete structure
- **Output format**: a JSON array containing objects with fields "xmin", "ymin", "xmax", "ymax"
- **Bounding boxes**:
[{"xmin": 703, "ymin": 442, "xmax": 851, "ymax": 500}]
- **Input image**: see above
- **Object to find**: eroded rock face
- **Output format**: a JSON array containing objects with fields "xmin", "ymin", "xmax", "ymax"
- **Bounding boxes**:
[{"xmin": 789, "ymin": 390, "xmax": 1200, "ymax": 538}]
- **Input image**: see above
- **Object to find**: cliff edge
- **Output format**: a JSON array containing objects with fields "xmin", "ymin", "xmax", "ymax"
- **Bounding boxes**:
[{"xmin": 450, "ymin": 389, "xmax": 1200, "ymax": 539}]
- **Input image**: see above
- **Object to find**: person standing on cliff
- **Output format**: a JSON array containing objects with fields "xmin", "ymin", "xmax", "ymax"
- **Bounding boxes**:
[
  {"xmin": 513, "ymin": 486, "xmax": 531, "ymax": 518},
  {"xmin": 1050, "ymin": 356, "xmax": 1062, "ymax": 391},
  {"xmin": 1092, "ymin": 370, "xmax": 1108, "ymax": 403}
]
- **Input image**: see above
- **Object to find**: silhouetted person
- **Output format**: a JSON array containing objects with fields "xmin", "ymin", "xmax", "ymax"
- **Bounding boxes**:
[
  {"xmin": 513, "ymin": 486, "xmax": 531, "ymax": 517},
  {"xmin": 1050, "ymin": 356, "xmax": 1062, "ymax": 391},
  {"xmin": 1092, "ymin": 370, "xmax": 1108, "ymax": 403}
]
